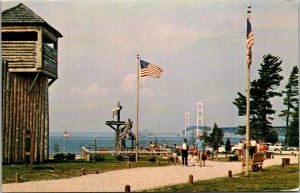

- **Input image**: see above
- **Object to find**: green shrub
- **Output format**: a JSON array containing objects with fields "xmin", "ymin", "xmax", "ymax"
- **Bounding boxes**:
[
  {"xmin": 229, "ymin": 155, "xmax": 239, "ymax": 161},
  {"xmin": 53, "ymin": 153, "xmax": 65, "ymax": 161},
  {"xmin": 115, "ymin": 154, "xmax": 125, "ymax": 161},
  {"xmin": 94, "ymin": 154, "xmax": 105, "ymax": 162},
  {"xmin": 32, "ymin": 166, "xmax": 54, "ymax": 170},
  {"xmin": 129, "ymin": 154, "xmax": 137, "ymax": 162},
  {"xmin": 147, "ymin": 156, "xmax": 156, "ymax": 162},
  {"xmin": 65, "ymin": 153, "xmax": 76, "ymax": 161}
]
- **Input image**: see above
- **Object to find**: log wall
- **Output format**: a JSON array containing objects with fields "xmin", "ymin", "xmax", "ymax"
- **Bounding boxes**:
[
  {"xmin": 2, "ymin": 60, "xmax": 49, "ymax": 164},
  {"xmin": 2, "ymin": 41, "xmax": 37, "ymax": 68}
]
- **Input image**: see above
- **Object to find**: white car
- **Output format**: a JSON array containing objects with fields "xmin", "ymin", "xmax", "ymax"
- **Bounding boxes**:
[
  {"xmin": 286, "ymin": 146, "xmax": 299, "ymax": 151},
  {"xmin": 266, "ymin": 144, "xmax": 284, "ymax": 153}
]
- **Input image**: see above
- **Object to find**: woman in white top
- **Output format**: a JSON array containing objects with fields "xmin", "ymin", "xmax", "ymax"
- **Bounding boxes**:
[{"xmin": 181, "ymin": 138, "xmax": 189, "ymax": 166}]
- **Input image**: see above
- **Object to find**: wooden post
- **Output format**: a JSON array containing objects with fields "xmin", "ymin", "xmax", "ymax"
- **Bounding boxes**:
[
  {"xmin": 228, "ymin": 170, "xmax": 232, "ymax": 178},
  {"xmin": 156, "ymin": 160, "xmax": 160, "ymax": 167},
  {"xmin": 125, "ymin": 184, "xmax": 131, "ymax": 192},
  {"xmin": 282, "ymin": 158, "xmax": 290, "ymax": 165},
  {"xmin": 80, "ymin": 168, "xmax": 86, "ymax": 175},
  {"xmin": 189, "ymin": 175, "xmax": 193, "ymax": 184},
  {"xmin": 15, "ymin": 173, "xmax": 20, "ymax": 183},
  {"xmin": 294, "ymin": 153, "xmax": 297, "ymax": 157},
  {"xmin": 127, "ymin": 162, "xmax": 131, "ymax": 169}
]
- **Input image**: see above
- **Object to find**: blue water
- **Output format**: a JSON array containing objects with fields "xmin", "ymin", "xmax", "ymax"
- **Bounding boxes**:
[{"xmin": 49, "ymin": 132, "xmax": 243, "ymax": 155}]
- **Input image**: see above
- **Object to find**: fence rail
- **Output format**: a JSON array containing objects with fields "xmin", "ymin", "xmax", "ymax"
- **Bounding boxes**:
[{"xmin": 81, "ymin": 146, "xmax": 170, "ymax": 161}]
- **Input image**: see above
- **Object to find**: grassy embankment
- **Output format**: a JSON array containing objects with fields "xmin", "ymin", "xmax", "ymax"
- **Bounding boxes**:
[
  {"xmin": 141, "ymin": 164, "xmax": 299, "ymax": 192},
  {"xmin": 2, "ymin": 154, "xmax": 169, "ymax": 184}
]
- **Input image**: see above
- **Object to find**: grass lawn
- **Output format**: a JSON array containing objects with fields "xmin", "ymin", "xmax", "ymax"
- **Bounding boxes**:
[
  {"xmin": 2, "ymin": 154, "xmax": 170, "ymax": 184},
  {"xmin": 141, "ymin": 164, "xmax": 299, "ymax": 192}
]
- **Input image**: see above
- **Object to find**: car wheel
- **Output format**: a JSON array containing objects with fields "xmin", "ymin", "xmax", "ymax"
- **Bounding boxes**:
[
  {"xmin": 289, "ymin": 149, "xmax": 294, "ymax": 151},
  {"xmin": 274, "ymin": 149, "xmax": 280, "ymax": 153}
]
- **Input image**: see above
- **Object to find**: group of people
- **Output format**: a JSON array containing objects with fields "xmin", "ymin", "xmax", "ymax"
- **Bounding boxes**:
[
  {"xmin": 171, "ymin": 135, "xmax": 207, "ymax": 167},
  {"xmin": 149, "ymin": 139, "xmax": 168, "ymax": 150},
  {"xmin": 237, "ymin": 137, "xmax": 268, "ymax": 158}
]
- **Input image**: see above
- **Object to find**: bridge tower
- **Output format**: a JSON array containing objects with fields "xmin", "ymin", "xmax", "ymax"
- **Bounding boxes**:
[
  {"xmin": 184, "ymin": 112, "xmax": 190, "ymax": 137},
  {"xmin": 196, "ymin": 102, "xmax": 204, "ymax": 136}
]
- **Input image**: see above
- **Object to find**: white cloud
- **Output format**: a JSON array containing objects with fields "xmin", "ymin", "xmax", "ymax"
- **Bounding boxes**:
[
  {"xmin": 121, "ymin": 73, "xmax": 136, "ymax": 92},
  {"xmin": 71, "ymin": 84, "xmax": 114, "ymax": 97}
]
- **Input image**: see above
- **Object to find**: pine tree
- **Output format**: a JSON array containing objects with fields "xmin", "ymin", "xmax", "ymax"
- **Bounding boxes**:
[
  {"xmin": 286, "ymin": 105, "xmax": 299, "ymax": 147},
  {"xmin": 233, "ymin": 54, "xmax": 283, "ymax": 142},
  {"xmin": 279, "ymin": 66, "xmax": 299, "ymax": 144},
  {"xmin": 202, "ymin": 127, "xmax": 210, "ymax": 146},
  {"xmin": 225, "ymin": 138, "xmax": 231, "ymax": 153},
  {"xmin": 209, "ymin": 123, "xmax": 224, "ymax": 151}
]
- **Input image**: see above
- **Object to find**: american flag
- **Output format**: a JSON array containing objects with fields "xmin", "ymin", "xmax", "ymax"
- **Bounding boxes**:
[
  {"xmin": 63, "ymin": 131, "xmax": 70, "ymax": 137},
  {"xmin": 140, "ymin": 60, "xmax": 163, "ymax": 78},
  {"xmin": 247, "ymin": 18, "xmax": 254, "ymax": 66}
]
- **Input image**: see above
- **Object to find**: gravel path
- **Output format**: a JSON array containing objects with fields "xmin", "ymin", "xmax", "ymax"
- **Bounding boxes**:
[{"xmin": 2, "ymin": 155, "xmax": 299, "ymax": 192}]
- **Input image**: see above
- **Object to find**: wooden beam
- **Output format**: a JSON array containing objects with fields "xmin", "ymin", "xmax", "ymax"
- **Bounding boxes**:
[
  {"xmin": 48, "ymin": 78, "xmax": 56, "ymax": 87},
  {"xmin": 108, "ymin": 125, "xmax": 117, "ymax": 131},
  {"xmin": 28, "ymin": 72, "xmax": 41, "ymax": 94},
  {"xmin": 106, "ymin": 121, "xmax": 125, "ymax": 126}
]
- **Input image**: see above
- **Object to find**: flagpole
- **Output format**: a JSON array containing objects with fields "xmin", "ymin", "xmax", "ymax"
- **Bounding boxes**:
[
  {"xmin": 136, "ymin": 54, "xmax": 140, "ymax": 162},
  {"xmin": 245, "ymin": 5, "xmax": 251, "ymax": 177}
]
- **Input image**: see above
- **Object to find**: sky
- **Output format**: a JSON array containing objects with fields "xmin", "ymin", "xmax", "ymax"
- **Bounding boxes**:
[{"xmin": 1, "ymin": 0, "xmax": 299, "ymax": 134}]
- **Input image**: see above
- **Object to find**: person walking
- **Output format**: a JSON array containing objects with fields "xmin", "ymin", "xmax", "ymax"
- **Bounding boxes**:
[
  {"xmin": 181, "ymin": 138, "xmax": 189, "ymax": 166},
  {"xmin": 171, "ymin": 144, "xmax": 179, "ymax": 165},
  {"xmin": 238, "ymin": 140, "xmax": 244, "ymax": 157},
  {"xmin": 195, "ymin": 135, "xmax": 205, "ymax": 167},
  {"xmin": 250, "ymin": 137, "xmax": 257, "ymax": 158}
]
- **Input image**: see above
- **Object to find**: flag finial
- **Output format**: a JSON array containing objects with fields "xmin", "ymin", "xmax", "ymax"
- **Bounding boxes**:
[{"xmin": 247, "ymin": 5, "xmax": 251, "ymax": 13}]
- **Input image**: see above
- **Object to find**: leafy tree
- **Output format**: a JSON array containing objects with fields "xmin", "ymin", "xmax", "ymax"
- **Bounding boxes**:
[
  {"xmin": 233, "ymin": 54, "xmax": 283, "ymax": 142},
  {"xmin": 279, "ymin": 66, "xmax": 299, "ymax": 144},
  {"xmin": 208, "ymin": 123, "xmax": 224, "ymax": 151},
  {"xmin": 225, "ymin": 138, "xmax": 231, "ymax": 153}
]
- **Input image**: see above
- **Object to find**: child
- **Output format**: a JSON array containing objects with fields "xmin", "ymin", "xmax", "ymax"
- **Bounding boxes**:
[
  {"xmin": 171, "ymin": 144, "xmax": 179, "ymax": 165},
  {"xmin": 190, "ymin": 147, "xmax": 199, "ymax": 166},
  {"xmin": 202, "ymin": 151, "xmax": 207, "ymax": 166}
]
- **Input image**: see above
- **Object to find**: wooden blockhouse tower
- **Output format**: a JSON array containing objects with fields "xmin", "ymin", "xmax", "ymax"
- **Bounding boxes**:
[{"xmin": 1, "ymin": 3, "xmax": 62, "ymax": 163}]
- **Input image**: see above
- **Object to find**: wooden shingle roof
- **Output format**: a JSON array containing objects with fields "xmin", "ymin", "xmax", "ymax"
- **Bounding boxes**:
[{"xmin": 2, "ymin": 3, "xmax": 62, "ymax": 37}]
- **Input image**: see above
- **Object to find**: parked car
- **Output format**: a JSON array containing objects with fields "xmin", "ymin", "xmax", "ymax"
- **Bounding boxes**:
[
  {"xmin": 286, "ymin": 146, "xmax": 299, "ymax": 151},
  {"xmin": 218, "ymin": 145, "xmax": 240, "ymax": 154},
  {"xmin": 266, "ymin": 144, "xmax": 284, "ymax": 153},
  {"xmin": 218, "ymin": 145, "xmax": 226, "ymax": 153},
  {"xmin": 231, "ymin": 145, "xmax": 241, "ymax": 154}
]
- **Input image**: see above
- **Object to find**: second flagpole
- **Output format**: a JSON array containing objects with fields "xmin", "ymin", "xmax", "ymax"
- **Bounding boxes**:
[{"xmin": 136, "ymin": 54, "xmax": 140, "ymax": 162}]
